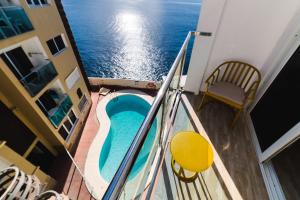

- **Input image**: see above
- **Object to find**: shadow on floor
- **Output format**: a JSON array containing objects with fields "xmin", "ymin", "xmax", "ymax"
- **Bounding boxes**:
[{"xmin": 186, "ymin": 92, "xmax": 269, "ymax": 200}]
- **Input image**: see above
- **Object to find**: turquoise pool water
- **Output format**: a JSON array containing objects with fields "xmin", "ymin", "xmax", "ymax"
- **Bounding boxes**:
[{"xmin": 99, "ymin": 95, "xmax": 157, "ymax": 182}]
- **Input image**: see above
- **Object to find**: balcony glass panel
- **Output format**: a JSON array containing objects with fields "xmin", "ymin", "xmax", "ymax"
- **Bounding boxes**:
[
  {"xmin": 0, "ymin": 6, "xmax": 34, "ymax": 40},
  {"xmin": 49, "ymin": 95, "xmax": 73, "ymax": 128},
  {"xmin": 152, "ymin": 100, "xmax": 230, "ymax": 200},
  {"xmin": 116, "ymin": 50, "xmax": 186, "ymax": 199},
  {"xmin": 20, "ymin": 61, "xmax": 58, "ymax": 96}
]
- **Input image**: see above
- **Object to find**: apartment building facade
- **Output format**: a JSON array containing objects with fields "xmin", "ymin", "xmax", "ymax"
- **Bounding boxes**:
[{"xmin": 0, "ymin": 0, "xmax": 91, "ymax": 187}]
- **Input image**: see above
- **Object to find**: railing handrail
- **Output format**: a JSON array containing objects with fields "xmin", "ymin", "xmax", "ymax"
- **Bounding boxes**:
[
  {"xmin": 0, "ymin": 5, "xmax": 23, "ymax": 9},
  {"xmin": 103, "ymin": 31, "xmax": 199, "ymax": 200},
  {"xmin": 65, "ymin": 149, "xmax": 85, "ymax": 178}
]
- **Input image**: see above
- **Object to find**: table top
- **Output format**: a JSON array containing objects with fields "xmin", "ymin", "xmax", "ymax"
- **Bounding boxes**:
[{"xmin": 170, "ymin": 131, "xmax": 214, "ymax": 172}]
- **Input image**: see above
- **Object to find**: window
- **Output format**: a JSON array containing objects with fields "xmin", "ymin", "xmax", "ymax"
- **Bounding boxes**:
[
  {"xmin": 46, "ymin": 40, "xmax": 57, "ymax": 55},
  {"xmin": 36, "ymin": 89, "xmax": 61, "ymax": 115},
  {"xmin": 46, "ymin": 35, "xmax": 66, "ymax": 55},
  {"xmin": 54, "ymin": 35, "xmax": 65, "ymax": 50},
  {"xmin": 36, "ymin": 85, "xmax": 73, "ymax": 128},
  {"xmin": 26, "ymin": 0, "xmax": 49, "ymax": 7},
  {"xmin": 78, "ymin": 95, "xmax": 88, "ymax": 112},
  {"xmin": 77, "ymin": 88, "xmax": 83, "ymax": 99},
  {"xmin": 63, "ymin": 119, "xmax": 73, "ymax": 132},
  {"xmin": 69, "ymin": 110, "xmax": 77, "ymax": 124},
  {"xmin": 58, "ymin": 126, "xmax": 68, "ymax": 139},
  {"xmin": 1, "ymin": 47, "xmax": 34, "ymax": 80},
  {"xmin": 77, "ymin": 88, "xmax": 87, "ymax": 112},
  {"xmin": 58, "ymin": 110, "xmax": 78, "ymax": 140}
]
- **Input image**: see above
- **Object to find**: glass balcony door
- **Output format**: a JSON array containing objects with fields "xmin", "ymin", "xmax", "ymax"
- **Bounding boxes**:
[
  {"xmin": 250, "ymin": 44, "xmax": 300, "ymax": 161},
  {"xmin": 249, "ymin": 37, "xmax": 300, "ymax": 199},
  {"xmin": 269, "ymin": 138, "xmax": 300, "ymax": 200},
  {"xmin": 1, "ymin": 46, "xmax": 34, "ymax": 79}
]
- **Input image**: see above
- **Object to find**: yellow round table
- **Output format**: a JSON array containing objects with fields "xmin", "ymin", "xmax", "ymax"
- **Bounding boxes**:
[{"xmin": 170, "ymin": 131, "xmax": 214, "ymax": 182}]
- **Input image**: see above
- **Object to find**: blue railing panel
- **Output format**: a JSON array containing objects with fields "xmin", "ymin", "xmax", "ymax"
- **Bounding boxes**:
[
  {"xmin": 20, "ymin": 61, "xmax": 58, "ymax": 97},
  {"xmin": 0, "ymin": 6, "xmax": 33, "ymax": 40}
]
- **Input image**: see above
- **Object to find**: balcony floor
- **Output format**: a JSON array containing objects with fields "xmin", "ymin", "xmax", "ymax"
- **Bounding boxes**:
[
  {"xmin": 186, "ymin": 93, "xmax": 269, "ymax": 200},
  {"xmin": 153, "ymin": 93, "xmax": 269, "ymax": 200},
  {"xmin": 154, "ymin": 142, "xmax": 231, "ymax": 200}
]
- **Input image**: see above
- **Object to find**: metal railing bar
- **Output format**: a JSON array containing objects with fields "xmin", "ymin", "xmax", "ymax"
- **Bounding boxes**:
[
  {"xmin": 145, "ymin": 91, "xmax": 183, "ymax": 200},
  {"xmin": 103, "ymin": 31, "xmax": 198, "ymax": 200},
  {"xmin": 66, "ymin": 164, "xmax": 76, "ymax": 194},
  {"xmin": 77, "ymin": 176, "xmax": 84, "ymax": 200},
  {"xmin": 65, "ymin": 149, "xmax": 85, "ymax": 178}
]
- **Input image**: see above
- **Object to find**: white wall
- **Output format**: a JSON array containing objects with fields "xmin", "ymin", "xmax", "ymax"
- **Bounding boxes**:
[
  {"xmin": 185, "ymin": 0, "xmax": 300, "ymax": 94},
  {"xmin": 185, "ymin": 0, "xmax": 227, "ymax": 93},
  {"xmin": 22, "ymin": 37, "xmax": 48, "ymax": 67}
]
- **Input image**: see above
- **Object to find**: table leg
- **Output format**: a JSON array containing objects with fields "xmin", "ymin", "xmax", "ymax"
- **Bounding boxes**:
[{"xmin": 171, "ymin": 157, "xmax": 198, "ymax": 182}]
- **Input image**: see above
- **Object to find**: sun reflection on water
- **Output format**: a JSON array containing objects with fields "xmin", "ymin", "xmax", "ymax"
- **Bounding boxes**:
[
  {"xmin": 117, "ymin": 13, "xmax": 142, "ymax": 34},
  {"xmin": 110, "ymin": 11, "xmax": 163, "ymax": 80}
]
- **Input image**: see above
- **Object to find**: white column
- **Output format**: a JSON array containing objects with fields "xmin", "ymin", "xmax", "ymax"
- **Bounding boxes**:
[{"xmin": 184, "ymin": 0, "xmax": 227, "ymax": 94}]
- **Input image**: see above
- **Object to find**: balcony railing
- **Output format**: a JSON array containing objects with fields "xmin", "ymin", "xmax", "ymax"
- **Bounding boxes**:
[
  {"xmin": 0, "ymin": 6, "xmax": 34, "ymax": 40},
  {"xmin": 20, "ymin": 60, "xmax": 58, "ymax": 97},
  {"xmin": 48, "ymin": 95, "xmax": 73, "ymax": 128}
]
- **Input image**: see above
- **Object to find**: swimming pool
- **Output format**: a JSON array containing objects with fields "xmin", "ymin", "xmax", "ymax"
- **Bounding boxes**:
[
  {"xmin": 99, "ymin": 95, "xmax": 157, "ymax": 182},
  {"xmin": 85, "ymin": 90, "xmax": 158, "ymax": 198}
]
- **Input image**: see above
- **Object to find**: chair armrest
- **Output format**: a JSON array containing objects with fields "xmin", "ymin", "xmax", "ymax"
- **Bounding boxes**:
[
  {"xmin": 244, "ymin": 81, "xmax": 260, "ymax": 105},
  {"xmin": 206, "ymin": 69, "xmax": 220, "ymax": 88},
  {"xmin": 0, "ymin": 141, "xmax": 6, "ymax": 149}
]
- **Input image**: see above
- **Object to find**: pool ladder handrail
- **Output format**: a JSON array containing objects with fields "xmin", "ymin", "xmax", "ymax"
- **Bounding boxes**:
[{"xmin": 103, "ymin": 31, "xmax": 200, "ymax": 200}]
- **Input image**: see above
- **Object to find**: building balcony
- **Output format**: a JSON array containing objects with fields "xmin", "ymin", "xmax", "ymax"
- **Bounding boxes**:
[
  {"xmin": 48, "ymin": 95, "xmax": 73, "ymax": 128},
  {"xmin": 0, "ymin": 6, "xmax": 34, "ymax": 40},
  {"xmin": 20, "ymin": 60, "xmax": 58, "ymax": 97},
  {"xmin": 1, "ymin": 38, "xmax": 57, "ymax": 97}
]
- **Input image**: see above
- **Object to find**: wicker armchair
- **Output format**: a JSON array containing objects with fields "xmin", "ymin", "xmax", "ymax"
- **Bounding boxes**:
[{"xmin": 198, "ymin": 61, "xmax": 261, "ymax": 126}]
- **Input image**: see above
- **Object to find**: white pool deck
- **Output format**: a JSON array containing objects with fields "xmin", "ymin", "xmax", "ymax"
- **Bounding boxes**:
[{"xmin": 84, "ymin": 89, "xmax": 158, "ymax": 199}]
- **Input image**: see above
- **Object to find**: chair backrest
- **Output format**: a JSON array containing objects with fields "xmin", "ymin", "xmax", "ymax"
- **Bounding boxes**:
[{"xmin": 213, "ymin": 61, "xmax": 261, "ymax": 92}]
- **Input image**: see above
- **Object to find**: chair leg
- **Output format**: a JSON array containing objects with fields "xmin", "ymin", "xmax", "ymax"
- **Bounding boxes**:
[
  {"xmin": 231, "ymin": 109, "xmax": 242, "ymax": 127},
  {"xmin": 198, "ymin": 93, "xmax": 206, "ymax": 111}
]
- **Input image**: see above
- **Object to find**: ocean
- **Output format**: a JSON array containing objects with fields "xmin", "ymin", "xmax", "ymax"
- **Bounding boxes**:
[{"xmin": 62, "ymin": 0, "xmax": 201, "ymax": 81}]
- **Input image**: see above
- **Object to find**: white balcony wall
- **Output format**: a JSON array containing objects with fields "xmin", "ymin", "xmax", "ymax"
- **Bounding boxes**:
[
  {"xmin": 185, "ymin": 0, "xmax": 300, "ymax": 94},
  {"xmin": 22, "ymin": 37, "xmax": 48, "ymax": 67}
]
